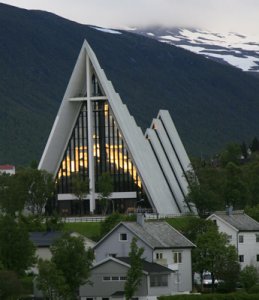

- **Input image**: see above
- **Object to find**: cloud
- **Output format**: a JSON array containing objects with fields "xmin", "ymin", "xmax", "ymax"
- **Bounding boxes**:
[{"xmin": 1, "ymin": 0, "xmax": 259, "ymax": 35}]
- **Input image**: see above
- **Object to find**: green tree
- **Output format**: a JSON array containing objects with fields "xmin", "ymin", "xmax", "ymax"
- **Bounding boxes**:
[
  {"xmin": 0, "ymin": 216, "xmax": 35, "ymax": 274},
  {"xmin": 125, "ymin": 237, "xmax": 144, "ymax": 300},
  {"xmin": 193, "ymin": 228, "xmax": 239, "ymax": 292},
  {"xmin": 0, "ymin": 270, "xmax": 23, "ymax": 300},
  {"xmin": 23, "ymin": 168, "xmax": 54, "ymax": 215},
  {"xmin": 240, "ymin": 265, "xmax": 258, "ymax": 291},
  {"xmin": 36, "ymin": 259, "xmax": 68, "ymax": 299},
  {"xmin": 220, "ymin": 143, "xmax": 242, "ymax": 166},
  {"xmin": 0, "ymin": 173, "xmax": 27, "ymax": 216},
  {"xmin": 97, "ymin": 172, "xmax": 113, "ymax": 215},
  {"xmin": 223, "ymin": 162, "xmax": 247, "ymax": 209},
  {"xmin": 71, "ymin": 173, "xmax": 89, "ymax": 216},
  {"xmin": 250, "ymin": 137, "xmax": 259, "ymax": 153},
  {"xmin": 51, "ymin": 234, "xmax": 94, "ymax": 299}
]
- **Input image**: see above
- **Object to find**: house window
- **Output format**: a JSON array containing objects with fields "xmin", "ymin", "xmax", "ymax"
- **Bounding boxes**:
[
  {"xmin": 111, "ymin": 276, "xmax": 119, "ymax": 281},
  {"xmin": 120, "ymin": 276, "xmax": 127, "ymax": 281},
  {"xmin": 150, "ymin": 275, "xmax": 168, "ymax": 287},
  {"xmin": 256, "ymin": 234, "xmax": 259, "ymax": 243},
  {"xmin": 109, "ymin": 253, "xmax": 117, "ymax": 258},
  {"xmin": 173, "ymin": 252, "xmax": 182, "ymax": 263},
  {"xmin": 103, "ymin": 276, "xmax": 111, "ymax": 281},
  {"xmin": 227, "ymin": 235, "xmax": 232, "ymax": 242},
  {"xmin": 239, "ymin": 235, "xmax": 244, "ymax": 243},
  {"xmin": 119, "ymin": 233, "xmax": 128, "ymax": 241},
  {"xmin": 257, "ymin": 255, "xmax": 259, "ymax": 262},
  {"xmin": 156, "ymin": 253, "xmax": 163, "ymax": 260},
  {"xmin": 102, "ymin": 298, "xmax": 109, "ymax": 300},
  {"xmin": 239, "ymin": 255, "xmax": 244, "ymax": 262}
]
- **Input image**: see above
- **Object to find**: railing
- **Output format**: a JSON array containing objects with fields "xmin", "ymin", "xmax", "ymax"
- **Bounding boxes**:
[{"xmin": 62, "ymin": 216, "xmax": 107, "ymax": 223}]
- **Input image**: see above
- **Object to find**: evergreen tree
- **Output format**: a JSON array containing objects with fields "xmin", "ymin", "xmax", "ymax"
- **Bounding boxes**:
[{"xmin": 125, "ymin": 237, "xmax": 144, "ymax": 300}]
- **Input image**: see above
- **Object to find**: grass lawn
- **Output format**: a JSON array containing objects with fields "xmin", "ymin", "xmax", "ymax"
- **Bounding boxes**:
[
  {"xmin": 165, "ymin": 216, "xmax": 198, "ymax": 232},
  {"xmin": 63, "ymin": 222, "xmax": 101, "ymax": 241}
]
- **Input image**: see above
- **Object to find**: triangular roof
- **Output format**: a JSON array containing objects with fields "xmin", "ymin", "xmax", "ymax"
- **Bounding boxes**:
[
  {"xmin": 208, "ymin": 211, "xmax": 259, "ymax": 232},
  {"xmin": 39, "ymin": 40, "xmax": 195, "ymax": 215},
  {"xmin": 94, "ymin": 220, "xmax": 195, "ymax": 250},
  {"xmin": 91, "ymin": 256, "xmax": 173, "ymax": 274}
]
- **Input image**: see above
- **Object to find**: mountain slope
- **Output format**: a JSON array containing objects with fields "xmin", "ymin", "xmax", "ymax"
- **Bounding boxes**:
[
  {"xmin": 134, "ymin": 26, "xmax": 259, "ymax": 73},
  {"xmin": 1, "ymin": 4, "xmax": 259, "ymax": 165}
]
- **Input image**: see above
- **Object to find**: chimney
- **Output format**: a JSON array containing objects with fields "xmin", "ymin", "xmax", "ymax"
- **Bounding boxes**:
[
  {"xmin": 226, "ymin": 205, "xmax": 233, "ymax": 216},
  {"xmin": 136, "ymin": 213, "xmax": 145, "ymax": 227}
]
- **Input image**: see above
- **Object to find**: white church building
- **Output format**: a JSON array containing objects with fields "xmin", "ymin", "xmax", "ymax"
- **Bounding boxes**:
[{"xmin": 39, "ymin": 40, "xmax": 196, "ymax": 216}]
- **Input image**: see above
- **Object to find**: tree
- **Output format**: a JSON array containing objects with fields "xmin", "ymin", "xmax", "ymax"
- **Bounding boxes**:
[
  {"xmin": 0, "ymin": 216, "xmax": 36, "ymax": 274},
  {"xmin": 23, "ymin": 168, "xmax": 54, "ymax": 215},
  {"xmin": 193, "ymin": 228, "xmax": 239, "ymax": 292},
  {"xmin": 0, "ymin": 270, "xmax": 23, "ymax": 299},
  {"xmin": 220, "ymin": 143, "xmax": 242, "ymax": 166},
  {"xmin": 71, "ymin": 173, "xmax": 89, "ymax": 216},
  {"xmin": 51, "ymin": 234, "xmax": 94, "ymax": 299},
  {"xmin": 97, "ymin": 172, "xmax": 113, "ymax": 215},
  {"xmin": 125, "ymin": 237, "xmax": 144, "ymax": 300},
  {"xmin": 0, "ymin": 173, "xmax": 27, "ymax": 216},
  {"xmin": 239, "ymin": 265, "xmax": 258, "ymax": 291},
  {"xmin": 36, "ymin": 259, "xmax": 68, "ymax": 299}
]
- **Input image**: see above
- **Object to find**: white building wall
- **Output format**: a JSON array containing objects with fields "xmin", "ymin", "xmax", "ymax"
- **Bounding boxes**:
[
  {"xmin": 209, "ymin": 215, "xmax": 259, "ymax": 269},
  {"xmin": 153, "ymin": 248, "xmax": 192, "ymax": 292}
]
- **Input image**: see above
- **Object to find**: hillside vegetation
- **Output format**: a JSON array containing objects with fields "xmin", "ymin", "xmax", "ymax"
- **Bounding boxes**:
[{"xmin": 1, "ymin": 4, "xmax": 259, "ymax": 165}]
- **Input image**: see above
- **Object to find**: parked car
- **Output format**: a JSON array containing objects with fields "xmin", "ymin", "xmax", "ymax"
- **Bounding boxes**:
[{"xmin": 202, "ymin": 272, "xmax": 219, "ymax": 287}]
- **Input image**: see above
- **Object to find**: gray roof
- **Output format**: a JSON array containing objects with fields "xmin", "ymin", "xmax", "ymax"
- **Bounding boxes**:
[
  {"xmin": 213, "ymin": 211, "xmax": 259, "ymax": 231},
  {"xmin": 117, "ymin": 257, "xmax": 174, "ymax": 274},
  {"xmin": 122, "ymin": 221, "xmax": 195, "ymax": 249},
  {"xmin": 29, "ymin": 231, "xmax": 63, "ymax": 247}
]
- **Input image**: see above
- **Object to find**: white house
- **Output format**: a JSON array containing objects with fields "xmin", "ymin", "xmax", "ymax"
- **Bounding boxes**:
[
  {"xmin": 207, "ymin": 210, "xmax": 259, "ymax": 269},
  {"xmin": 0, "ymin": 164, "xmax": 15, "ymax": 175},
  {"xmin": 80, "ymin": 214, "xmax": 195, "ymax": 299}
]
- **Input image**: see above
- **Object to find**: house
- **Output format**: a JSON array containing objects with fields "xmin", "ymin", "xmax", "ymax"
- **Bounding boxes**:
[
  {"xmin": 207, "ymin": 209, "xmax": 259, "ymax": 268},
  {"xmin": 0, "ymin": 164, "xmax": 15, "ymax": 175},
  {"xmin": 29, "ymin": 231, "xmax": 96, "ymax": 261},
  {"xmin": 80, "ymin": 214, "xmax": 195, "ymax": 299},
  {"xmin": 80, "ymin": 257, "xmax": 175, "ymax": 300}
]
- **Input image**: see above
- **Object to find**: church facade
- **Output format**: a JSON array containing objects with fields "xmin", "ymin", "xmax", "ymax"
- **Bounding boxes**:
[{"xmin": 39, "ymin": 40, "xmax": 196, "ymax": 216}]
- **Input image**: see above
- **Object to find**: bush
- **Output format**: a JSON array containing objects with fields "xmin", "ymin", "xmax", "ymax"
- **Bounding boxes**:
[
  {"xmin": 248, "ymin": 284, "xmax": 259, "ymax": 294},
  {"xmin": 239, "ymin": 266, "xmax": 258, "ymax": 291},
  {"xmin": 159, "ymin": 294, "xmax": 259, "ymax": 300}
]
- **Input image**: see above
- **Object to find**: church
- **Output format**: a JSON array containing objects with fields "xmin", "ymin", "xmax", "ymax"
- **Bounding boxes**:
[{"xmin": 39, "ymin": 40, "xmax": 196, "ymax": 216}]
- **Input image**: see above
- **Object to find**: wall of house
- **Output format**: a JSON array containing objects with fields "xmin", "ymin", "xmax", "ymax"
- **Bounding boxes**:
[
  {"xmin": 238, "ymin": 231, "xmax": 259, "ymax": 269},
  {"xmin": 36, "ymin": 247, "xmax": 52, "ymax": 260},
  {"xmin": 209, "ymin": 216, "xmax": 238, "ymax": 247},
  {"xmin": 148, "ymin": 273, "xmax": 175, "ymax": 296},
  {"xmin": 209, "ymin": 216, "xmax": 259, "ymax": 269},
  {"xmin": 153, "ymin": 248, "xmax": 192, "ymax": 292},
  {"xmin": 94, "ymin": 224, "xmax": 153, "ymax": 262},
  {"xmin": 80, "ymin": 260, "xmax": 148, "ymax": 298}
]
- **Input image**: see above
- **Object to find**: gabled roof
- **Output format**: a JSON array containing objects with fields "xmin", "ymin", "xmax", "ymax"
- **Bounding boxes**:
[
  {"xmin": 209, "ymin": 211, "xmax": 259, "ymax": 232},
  {"xmin": 91, "ymin": 256, "xmax": 173, "ymax": 274},
  {"xmin": 117, "ymin": 257, "xmax": 174, "ymax": 274},
  {"xmin": 94, "ymin": 221, "xmax": 195, "ymax": 250},
  {"xmin": 29, "ymin": 231, "xmax": 63, "ymax": 247}
]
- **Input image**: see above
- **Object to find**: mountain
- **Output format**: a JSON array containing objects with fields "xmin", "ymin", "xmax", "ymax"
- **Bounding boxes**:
[
  {"xmin": 134, "ymin": 27, "xmax": 259, "ymax": 74},
  {"xmin": 1, "ymin": 4, "xmax": 259, "ymax": 165}
]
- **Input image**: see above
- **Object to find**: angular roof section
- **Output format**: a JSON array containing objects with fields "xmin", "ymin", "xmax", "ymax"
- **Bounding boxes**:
[
  {"xmin": 211, "ymin": 211, "xmax": 259, "ymax": 232},
  {"xmin": 91, "ymin": 256, "xmax": 173, "ymax": 274},
  {"xmin": 95, "ymin": 221, "xmax": 195, "ymax": 250},
  {"xmin": 117, "ymin": 257, "xmax": 174, "ymax": 273},
  {"xmin": 123, "ymin": 221, "xmax": 195, "ymax": 249},
  {"xmin": 29, "ymin": 231, "xmax": 63, "ymax": 247},
  {"xmin": 38, "ymin": 40, "xmax": 195, "ymax": 215}
]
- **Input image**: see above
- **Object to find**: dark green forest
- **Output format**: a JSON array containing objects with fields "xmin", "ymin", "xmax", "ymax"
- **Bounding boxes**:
[{"xmin": 188, "ymin": 137, "xmax": 259, "ymax": 219}]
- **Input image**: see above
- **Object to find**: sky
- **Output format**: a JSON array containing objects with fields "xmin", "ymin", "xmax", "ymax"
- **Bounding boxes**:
[{"xmin": 1, "ymin": 0, "xmax": 259, "ymax": 35}]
